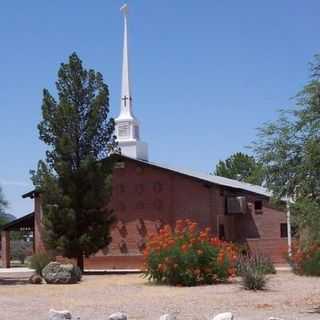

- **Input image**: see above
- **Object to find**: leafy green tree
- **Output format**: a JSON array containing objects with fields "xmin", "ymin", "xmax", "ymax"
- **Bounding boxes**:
[
  {"xmin": 253, "ymin": 54, "xmax": 320, "ymax": 245},
  {"xmin": 31, "ymin": 52, "xmax": 118, "ymax": 270},
  {"xmin": 214, "ymin": 152, "xmax": 264, "ymax": 185}
]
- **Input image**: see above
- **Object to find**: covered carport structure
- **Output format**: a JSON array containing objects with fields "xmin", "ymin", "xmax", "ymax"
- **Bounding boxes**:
[{"xmin": 1, "ymin": 213, "xmax": 35, "ymax": 268}]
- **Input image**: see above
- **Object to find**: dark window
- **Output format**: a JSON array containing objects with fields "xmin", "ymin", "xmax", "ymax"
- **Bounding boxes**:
[
  {"xmin": 219, "ymin": 224, "xmax": 225, "ymax": 240},
  {"xmin": 254, "ymin": 200, "xmax": 263, "ymax": 213},
  {"xmin": 280, "ymin": 223, "xmax": 288, "ymax": 238}
]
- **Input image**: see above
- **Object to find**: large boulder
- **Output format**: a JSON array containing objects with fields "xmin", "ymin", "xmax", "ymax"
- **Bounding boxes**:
[{"xmin": 42, "ymin": 262, "xmax": 81, "ymax": 284}]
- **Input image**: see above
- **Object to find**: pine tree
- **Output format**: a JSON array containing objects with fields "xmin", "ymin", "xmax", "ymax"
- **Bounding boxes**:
[{"xmin": 32, "ymin": 53, "xmax": 118, "ymax": 270}]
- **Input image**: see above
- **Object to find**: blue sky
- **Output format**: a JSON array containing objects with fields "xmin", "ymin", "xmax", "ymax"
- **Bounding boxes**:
[{"xmin": 0, "ymin": 0, "xmax": 319, "ymax": 217}]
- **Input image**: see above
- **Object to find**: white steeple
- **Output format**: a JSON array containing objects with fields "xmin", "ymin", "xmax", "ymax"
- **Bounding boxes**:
[{"xmin": 115, "ymin": 3, "xmax": 148, "ymax": 161}]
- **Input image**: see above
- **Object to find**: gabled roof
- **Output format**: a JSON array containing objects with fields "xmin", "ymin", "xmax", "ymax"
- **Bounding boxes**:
[
  {"xmin": 22, "ymin": 190, "xmax": 39, "ymax": 199},
  {"xmin": 21, "ymin": 155, "xmax": 275, "ymax": 200},
  {"xmin": 119, "ymin": 155, "xmax": 273, "ymax": 198},
  {"xmin": 1, "ymin": 212, "xmax": 34, "ymax": 231}
]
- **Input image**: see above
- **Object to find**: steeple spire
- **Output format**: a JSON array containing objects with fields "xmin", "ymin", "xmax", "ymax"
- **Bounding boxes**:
[
  {"xmin": 120, "ymin": 4, "xmax": 133, "ymax": 118},
  {"xmin": 115, "ymin": 4, "xmax": 149, "ymax": 161}
]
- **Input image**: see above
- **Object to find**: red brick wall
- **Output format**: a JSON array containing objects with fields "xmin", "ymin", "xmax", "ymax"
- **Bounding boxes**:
[
  {"xmin": 247, "ymin": 238, "xmax": 288, "ymax": 264},
  {"xmin": 95, "ymin": 158, "xmax": 288, "ymax": 266},
  {"xmin": 34, "ymin": 157, "xmax": 289, "ymax": 267}
]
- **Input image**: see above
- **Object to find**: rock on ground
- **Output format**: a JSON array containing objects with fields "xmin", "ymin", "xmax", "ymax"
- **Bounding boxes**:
[
  {"xmin": 29, "ymin": 274, "xmax": 42, "ymax": 284},
  {"xmin": 42, "ymin": 262, "xmax": 81, "ymax": 284},
  {"xmin": 159, "ymin": 313, "xmax": 177, "ymax": 320},
  {"xmin": 212, "ymin": 312, "xmax": 234, "ymax": 320},
  {"xmin": 108, "ymin": 312, "xmax": 128, "ymax": 320},
  {"xmin": 48, "ymin": 309, "xmax": 72, "ymax": 320}
]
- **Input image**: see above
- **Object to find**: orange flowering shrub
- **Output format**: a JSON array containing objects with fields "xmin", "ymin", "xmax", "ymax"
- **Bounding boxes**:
[
  {"xmin": 143, "ymin": 219, "xmax": 237, "ymax": 286},
  {"xmin": 290, "ymin": 242, "xmax": 320, "ymax": 276}
]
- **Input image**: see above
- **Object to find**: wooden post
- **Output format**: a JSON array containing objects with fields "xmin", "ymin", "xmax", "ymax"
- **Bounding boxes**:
[
  {"xmin": 1, "ymin": 230, "xmax": 10, "ymax": 268},
  {"xmin": 286, "ymin": 200, "xmax": 292, "ymax": 258}
]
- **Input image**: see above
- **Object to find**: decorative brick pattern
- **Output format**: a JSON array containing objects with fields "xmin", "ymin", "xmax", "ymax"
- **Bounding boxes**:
[{"xmin": 33, "ymin": 156, "xmax": 289, "ymax": 268}]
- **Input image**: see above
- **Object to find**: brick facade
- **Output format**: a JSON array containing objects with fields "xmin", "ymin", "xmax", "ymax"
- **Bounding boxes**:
[{"xmin": 32, "ymin": 156, "xmax": 288, "ymax": 269}]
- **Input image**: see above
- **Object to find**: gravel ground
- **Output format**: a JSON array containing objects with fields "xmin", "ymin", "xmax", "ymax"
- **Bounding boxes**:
[{"xmin": 0, "ymin": 271, "xmax": 319, "ymax": 320}]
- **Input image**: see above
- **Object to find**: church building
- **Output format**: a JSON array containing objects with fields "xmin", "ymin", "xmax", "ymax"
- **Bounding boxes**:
[{"xmin": 1, "ymin": 4, "xmax": 289, "ymax": 269}]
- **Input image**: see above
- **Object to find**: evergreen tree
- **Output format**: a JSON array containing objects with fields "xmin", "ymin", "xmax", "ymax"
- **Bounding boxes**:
[
  {"xmin": 253, "ymin": 54, "xmax": 320, "ymax": 245},
  {"xmin": 31, "ymin": 53, "xmax": 118, "ymax": 270},
  {"xmin": 214, "ymin": 152, "xmax": 264, "ymax": 185},
  {"xmin": 0, "ymin": 185, "xmax": 9, "ymax": 226}
]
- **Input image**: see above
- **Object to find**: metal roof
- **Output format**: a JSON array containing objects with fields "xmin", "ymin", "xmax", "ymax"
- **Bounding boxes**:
[
  {"xmin": 21, "ymin": 155, "xmax": 275, "ymax": 200},
  {"xmin": 124, "ymin": 156, "xmax": 273, "ymax": 198}
]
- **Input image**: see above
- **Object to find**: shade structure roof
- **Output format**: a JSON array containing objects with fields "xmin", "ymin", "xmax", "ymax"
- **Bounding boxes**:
[{"xmin": 1, "ymin": 212, "xmax": 34, "ymax": 231}]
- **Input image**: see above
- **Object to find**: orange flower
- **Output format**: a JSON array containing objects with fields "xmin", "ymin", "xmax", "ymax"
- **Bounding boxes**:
[
  {"xmin": 181, "ymin": 244, "xmax": 189, "ymax": 252},
  {"xmin": 188, "ymin": 222, "xmax": 198, "ymax": 233},
  {"xmin": 210, "ymin": 237, "xmax": 221, "ymax": 246}
]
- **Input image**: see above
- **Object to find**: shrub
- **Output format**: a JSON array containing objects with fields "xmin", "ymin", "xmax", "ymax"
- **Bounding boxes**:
[
  {"xmin": 143, "ymin": 219, "xmax": 237, "ymax": 286},
  {"xmin": 29, "ymin": 253, "xmax": 52, "ymax": 275},
  {"xmin": 236, "ymin": 253, "xmax": 276, "ymax": 276},
  {"xmin": 241, "ymin": 267, "xmax": 267, "ymax": 290},
  {"xmin": 237, "ymin": 254, "xmax": 272, "ymax": 290},
  {"xmin": 290, "ymin": 243, "xmax": 320, "ymax": 276}
]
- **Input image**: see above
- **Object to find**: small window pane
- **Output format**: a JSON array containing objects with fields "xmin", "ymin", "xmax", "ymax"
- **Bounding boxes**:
[
  {"xmin": 280, "ymin": 223, "xmax": 288, "ymax": 238},
  {"xmin": 254, "ymin": 200, "xmax": 263, "ymax": 210},
  {"xmin": 219, "ymin": 224, "xmax": 225, "ymax": 240}
]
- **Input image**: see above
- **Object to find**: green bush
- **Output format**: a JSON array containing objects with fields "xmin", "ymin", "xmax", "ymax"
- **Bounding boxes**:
[
  {"xmin": 301, "ymin": 250, "xmax": 320, "ymax": 276},
  {"xmin": 29, "ymin": 253, "xmax": 52, "ymax": 275},
  {"xmin": 291, "ymin": 245, "xmax": 320, "ymax": 276},
  {"xmin": 144, "ymin": 220, "xmax": 237, "ymax": 286},
  {"xmin": 237, "ymin": 253, "xmax": 276, "ymax": 276},
  {"xmin": 241, "ymin": 267, "xmax": 267, "ymax": 290}
]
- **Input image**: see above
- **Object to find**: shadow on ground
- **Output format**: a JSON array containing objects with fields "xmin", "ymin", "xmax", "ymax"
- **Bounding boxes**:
[
  {"xmin": 0, "ymin": 276, "xmax": 30, "ymax": 285},
  {"xmin": 308, "ymin": 306, "xmax": 320, "ymax": 314}
]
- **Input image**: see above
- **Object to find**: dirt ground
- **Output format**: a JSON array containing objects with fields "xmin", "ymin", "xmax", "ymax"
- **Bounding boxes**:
[{"xmin": 0, "ymin": 271, "xmax": 319, "ymax": 320}]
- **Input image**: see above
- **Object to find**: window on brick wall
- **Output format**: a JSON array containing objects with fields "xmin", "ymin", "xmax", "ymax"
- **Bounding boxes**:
[
  {"xmin": 219, "ymin": 224, "xmax": 225, "ymax": 240},
  {"xmin": 254, "ymin": 200, "xmax": 263, "ymax": 214},
  {"xmin": 280, "ymin": 223, "xmax": 288, "ymax": 238}
]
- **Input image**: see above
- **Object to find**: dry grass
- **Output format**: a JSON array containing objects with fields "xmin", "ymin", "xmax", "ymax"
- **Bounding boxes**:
[{"xmin": 0, "ymin": 271, "xmax": 319, "ymax": 320}]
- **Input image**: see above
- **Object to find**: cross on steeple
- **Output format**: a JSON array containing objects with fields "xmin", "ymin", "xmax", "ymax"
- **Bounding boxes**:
[{"xmin": 122, "ymin": 95, "xmax": 132, "ymax": 107}]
